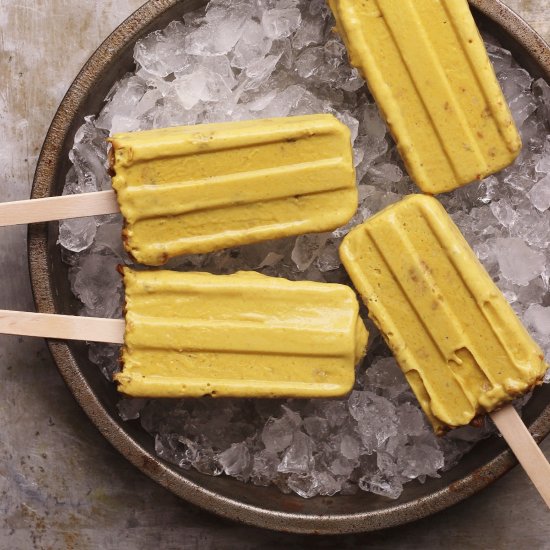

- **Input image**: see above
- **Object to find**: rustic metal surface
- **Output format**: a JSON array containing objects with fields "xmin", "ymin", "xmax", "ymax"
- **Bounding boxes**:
[{"xmin": 1, "ymin": 0, "xmax": 549, "ymax": 547}]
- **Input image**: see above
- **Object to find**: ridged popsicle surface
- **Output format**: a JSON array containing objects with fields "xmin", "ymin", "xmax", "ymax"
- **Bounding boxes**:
[
  {"xmin": 328, "ymin": 0, "xmax": 521, "ymax": 194},
  {"xmin": 116, "ymin": 269, "xmax": 369, "ymax": 398},
  {"xmin": 340, "ymin": 195, "xmax": 547, "ymax": 433},
  {"xmin": 110, "ymin": 114, "xmax": 358, "ymax": 266}
]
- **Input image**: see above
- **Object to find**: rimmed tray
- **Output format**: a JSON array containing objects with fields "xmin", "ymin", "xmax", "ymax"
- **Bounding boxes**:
[{"xmin": 29, "ymin": 0, "xmax": 550, "ymax": 534}]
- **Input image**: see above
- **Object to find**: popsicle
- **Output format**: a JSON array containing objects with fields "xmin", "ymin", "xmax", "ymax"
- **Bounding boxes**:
[
  {"xmin": 116, "ymin": 268, "xmax": 368, "ymax": 398},
  {"xmin": 340, "ymin": 195, "xmax": 547, "ymax": 434},
  {"xmin": 0, "ymin": 269, "xmax": 368, "ymax": 398},
  {"xmin": 328, "ymin": 0, "xmax": 521, "ymax": 194},
  {"xmin": 0, "ymin": 114, "xmax": 358, "ymax": 266},
  {"xmin": 109, "ymin": 114, "xmax": 358, "ymax": 265}
]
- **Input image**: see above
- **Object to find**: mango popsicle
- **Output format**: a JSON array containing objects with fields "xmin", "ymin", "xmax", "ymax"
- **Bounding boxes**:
[
  {"xmin": 340, "ymin": 195, "xmax": 547, "ymax": 434},
  {"xmin": 109, "ymin": 114, "xmax": 358, "ymax": 266},
  {"xmin": 115, "ymin": 268, "xmax": 368, "ymax": 399},
  {"xmin": 328, "ymin": 0, "xmax": 521, "ymax": 194}
]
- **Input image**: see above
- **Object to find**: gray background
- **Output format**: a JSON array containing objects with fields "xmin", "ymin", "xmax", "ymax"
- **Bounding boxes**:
[{"xmin": 1, "ymin": 1, "xmax": 549, "ymax": 548}]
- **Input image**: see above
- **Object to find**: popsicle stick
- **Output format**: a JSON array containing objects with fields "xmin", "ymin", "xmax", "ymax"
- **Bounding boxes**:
[
  {"xmin": 0, "ymin": 190, "xmax": 120, "ymax": 227},
  {"xmin": 0, "ymin": 310, "xmax": 124, "ymax": 344},
  {"xmin": 490, "ymin": 405, "xmax": 550, "ymax": 507}
]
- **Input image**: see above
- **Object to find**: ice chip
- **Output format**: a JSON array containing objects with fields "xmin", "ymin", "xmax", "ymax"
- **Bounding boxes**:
[
  {"xmin": 117, "ymin": 398, "xmax": 148, "ymax": 421},
  {"xmin": 303, "ymin": 416, "xmax": 329, "ymax": 439},
  {"xmin": 219, "ymin": 442, "xmax": 252, "ymax": 481},
  {"xmin": 232, "ymin": 20, "xmax": 272, "ymax": 69},
  {"xmin": 175, "ymin": 68, "xmax": 232, "ymax": 109},
  {"xmin": 260, "ymin": 85, "xmax": 306, "ymax": 118},
  {"xmin": 292, "ymin": 13, "xmax": 326, "ymax": 50},
  {"xmin": 286, "ymin": 473, "xmax": 319, "ymax": 498},
  {"xmin": 250, "ymin": 450, "xmax": 279, "ymax": 486},
  {"xmin": 358, "ymin": 473, "xmax": 403, "ymax": 500},
  {"xmin": 340, "ymin": 434, "xmax": 360, "ymax": 460},
  {"xmin": 184, "ymin": 14, "xmax": 247, "ymax": 56},
  {"xmin": 291, "ymin": 233, "xmax": 330, "ymax": 271},
  {"xmin": 261, "ymin": 406, "xmax": 301, "ymax": 453},
  {"xmin": 524, "ymin": 304, "xmax": 550, "ymax": 341},
  {"xmin": 245, "ymin": 53, "xmax": 282, "ymax": 82},
  {"xmin": 365, "ymin": 357, "xmax": 410, "ymax": 400},
  {"xmin": 348, "ymin": 391, "xmax": 398, "ymax": 453},
  {"xmin": 397, "ymin": 443, "xmax": 444, "ymax": 480},
  {"xmin": 58, "ymin": 217, "xmax": 97, "ymax": 254},
  {"xmin": 70, "ymin": 253, "xmax": 123, "ymax": 318},
  {"xmin": 490, "ymin": 199, "xmax": 518, "ymax": 228},
  {"xmin": 134, "ymin": 21, "xmax": 191, "ymax": 78},
  {"xmin": 527, "ymin": 175, "xmax": 550, "ymax": 212},
  {"xmin": 278, "ymin": 432, "xmax": 314, "ymax": 474},
  {"xmin": 396, "ymin": 403, "xmax": 426, "ymax": 436},
  {"xmin": 261, "ymin": 8, "xmax": 301, "ymax": 39},
  {"xmin": 495, "ymin": 238, "xmax": 545, "ymax": 286}
]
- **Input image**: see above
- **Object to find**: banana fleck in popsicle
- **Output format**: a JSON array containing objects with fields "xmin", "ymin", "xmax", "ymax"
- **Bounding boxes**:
[
  {"xmin": 115, "ymin": 268, "xmax": 368, "ymax": 399},
  {"xmin": 340, "ymin": 195, "xmax": 547, "ymax": 435},
  {"xmin": 328, "ymin": 0, "xmax": 521, "ymax": 194},
  {"xmin": 109, "ymin": 114, "xmax": 358, "ymax": 266}
]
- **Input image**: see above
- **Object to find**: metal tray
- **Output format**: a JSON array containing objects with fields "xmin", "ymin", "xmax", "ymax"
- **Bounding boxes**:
[{"xmin": 28, "ymin": 0, "xmax": 550, "ymax": 535}]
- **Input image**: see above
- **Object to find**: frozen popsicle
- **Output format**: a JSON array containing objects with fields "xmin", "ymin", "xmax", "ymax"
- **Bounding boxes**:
[
  {"xmin": 0, "ymin": 115, "xmax": 357, "ymax": 266},
  {"xmin": 109, "ymin": 114, "xmax": 358, "ymax": 265},
  {"xmin": 328, "ymin": 0, "xmax": 521, "ymax": 194},
  {"xmin": 115, "ymin": 268, "xmax": 368, "ymax": 399},
  {"xmin": 340, "ymin": 195, "xmax": 547, "ymax": 434}
]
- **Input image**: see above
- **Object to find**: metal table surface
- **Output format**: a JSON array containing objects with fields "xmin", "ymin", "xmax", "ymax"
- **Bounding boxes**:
[{"xmin": 1, "ymin": 1, "xmax": 549, "ymax": 548}]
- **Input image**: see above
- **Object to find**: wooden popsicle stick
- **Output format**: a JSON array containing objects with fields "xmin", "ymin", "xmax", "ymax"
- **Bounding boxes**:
[
  {"xmin": 0, "ymin": 310, "xmax": 124, "ymax": 344},
  {"xmin": 490, "ymin": 404, "xmax": 550, "ymax": 507},
  {"xmin": 0, "ymin": 190, "xmax": 120, "ymax": 227}
]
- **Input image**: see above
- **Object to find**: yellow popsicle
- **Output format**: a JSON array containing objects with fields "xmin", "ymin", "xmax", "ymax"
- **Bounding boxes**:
[
  {"xmin": 340, "ymin": 195, "xmax": 547, "ymax": 434},
  {"xmin": 328, "ymin": 0, "xmax": 521, "ymax": 194},
  {"xmin": 115, "ymin": 268, "xmax": 368, "ymax": 399},
  {"xmin": 109, "ymin": 114, "xmax": 358, "ymax": 266}
]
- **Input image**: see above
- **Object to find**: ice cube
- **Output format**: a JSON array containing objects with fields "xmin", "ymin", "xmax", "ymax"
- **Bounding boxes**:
[
  {"xmin": 184, "ymin": 14, "xmax": 247, "ymax": 56},
  {"xmin": 348, "ymin": 391, "xmax": 398, "ymax": 453},
  {"xmin": 494, "ymin": 238, "xmax": 545, "ymax": 286},
  {"xmin": 175, "ymin": 68, "xmax": 232, "ymax": 109},
  {"xmin": 303, "ymin": 416, "xmax": 329, "ymax": 439},
  {"xmin": 340, "ymin": 434, "xmax": 361, "ymax": 460},
  {"xmin": 134, "ymin": 21, "xmax": 191, "ymax": 78},
  {"xmin": 291, "ymin": 233, "xmax": 330, "ymax": 272},
  {"xmin": 524, "ymin": 304, "xmax": 550, "ymax": 339},
  {"xmin": 358, "ymin": 473, "xmax": 403, "ymax": 500},
  {"xmin": 250, "ymin": 450, "xmax": 279, "ymax": 486},
  {"xmin": 261, "ymin": 406, "xmax": 301, "ymax": 453},
  {"xmin": 261, "ymin": 8, "xmax": 301, "ymax": 39},
  {"xmin": 527, "ymin": 175, "xmax": 550, "ymax": 212},
  {"xmin": 58, "ymin": 218, "xmax": 97, "ymax": 253},
  {"xmin": 292, "ymin": 13, "xmax": 326, "ymax": 50},
  {"xmin": 219, "ymin": 442, "xmax": 252, "ymax": 481},
  {"xmin": 490, "ymin": 199, "xmax": 518, "ymax": 228},
  {"xmin": 260, "ymin": 85, "xmax": 306, "ymax": 118},
  {"xmin": 397, "ymin": 443, "xmax": 444, "ymax": 480},
  {"xmin": 278, "ymin": 432, "xmax": 314, "ymax": 474},
  {"xmin": 286, "ymin": 473, "xmax": 319, "ymax": 498},
  {"xmin": 231, "ymin": 20, "xmax": 273, "ymax": 69},
  {"xmin": 365, "ymin": 357, "xmax": 410, "ymax": 400},
  {"xmin": 118, "ymin": 398, "xmax": 148, "ymax": 421}
]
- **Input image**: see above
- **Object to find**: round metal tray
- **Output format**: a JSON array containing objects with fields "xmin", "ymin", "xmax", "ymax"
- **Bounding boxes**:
[{"xmin": 29, "ymin": 0, "xmax": 550, "ymax": 535}]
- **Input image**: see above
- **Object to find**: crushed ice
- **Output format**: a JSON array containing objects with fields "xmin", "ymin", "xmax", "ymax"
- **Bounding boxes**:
[{"xmin": 59, "ymin": 0, "xmax": 550, "ymax": 499}]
